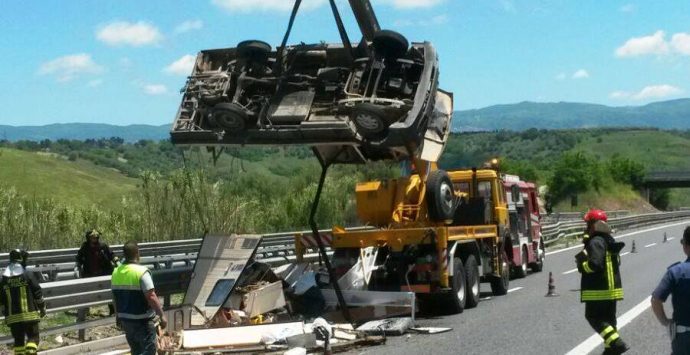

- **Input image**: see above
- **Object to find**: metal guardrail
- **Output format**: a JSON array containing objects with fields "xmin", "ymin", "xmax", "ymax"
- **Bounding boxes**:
[{"xmin": 541, "ymin": 211, "xmax": 690, "ymax": 246}]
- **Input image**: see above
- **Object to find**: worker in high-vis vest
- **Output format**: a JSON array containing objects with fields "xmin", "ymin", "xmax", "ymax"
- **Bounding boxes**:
[
  {"xmin": 0, "ymin": 249, "xmax": 46, "ymax": 355},
  {"xmin": 111, "ymin": 241, "xmax": 167, "ymax": 355},
  {"xmin": 576, "ymin": 209, "xmax": 629, "ymax": 355}
]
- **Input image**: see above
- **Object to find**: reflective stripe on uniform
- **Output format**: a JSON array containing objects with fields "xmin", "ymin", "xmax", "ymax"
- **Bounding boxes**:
[
  {"xmin": 582, "ymin": 261, "xmax": 594, "ymax": 273},
  {"xmin": 6, "ymin": 311, "xmax": 40, "ymax": 325},
  {"xmin": 581, "ymin": 289, "xmax": 624, "ymax": 301},
  {"xmin": 5, "ymin": 288, "xmax": 12, "ymax": 318},
  {"xmin": 14, "ymin": 345, "xmax": 25, "ymax": 355},
  {"xmin": 599, "ymin": 325, "xmax": 615, "ymax": 338},
  {"xmin": 20, "ymin": 286, "xmax": 27, "ymax": 313},
  {"xmin": 606, "ymin": 253, "xmax": 615, "ymax": 291},
  {"xmin": 25, "ymin": 342, "xmax": 37, "ymax": 354},
  {"xmin": 605, "ymin": 332, "xmax": 620, "ymax": 346}
]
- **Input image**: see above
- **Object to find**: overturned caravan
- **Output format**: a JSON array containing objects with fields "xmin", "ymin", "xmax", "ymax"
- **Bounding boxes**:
[{"xmin": 169, "ymin": 2, "xmax": 452, "ymax": 163}]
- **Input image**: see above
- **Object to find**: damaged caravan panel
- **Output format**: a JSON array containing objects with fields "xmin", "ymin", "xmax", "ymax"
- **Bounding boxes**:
[
  {"xmin": 182, "ymin": 234, "xmax": 262, "ymax": 326},
  {"xmin": 169, "ymin": 0, "xmax": 453, "ymax": 163}
]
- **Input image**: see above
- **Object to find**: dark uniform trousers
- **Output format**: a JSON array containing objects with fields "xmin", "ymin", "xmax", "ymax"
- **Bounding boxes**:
[
  {"xmin": 10, "ymin": 321, "xmax": 40, "ymax": 354},
  {"xmin": 673, "ymin": 332, "xmax": 690, "ymax": 355},
  {"xmin": 585, "ymin": 300, "xmax": 619, "ymax": 346}
]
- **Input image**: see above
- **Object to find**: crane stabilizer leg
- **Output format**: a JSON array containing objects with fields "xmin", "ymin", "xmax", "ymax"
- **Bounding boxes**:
[{"xmin": 310, "ymin": 159, "xmax": 352, "ymax": 324}]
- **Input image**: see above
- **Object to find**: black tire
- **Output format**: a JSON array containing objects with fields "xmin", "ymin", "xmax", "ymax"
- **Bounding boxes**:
[
  {"xmin": 447, "ymin": 257, "xmax": 466, "ymax": 314},
  {"xmin": 514, "ymin": 247, "xmax": 528, "ymax": 279},
  {"xmin": 350, "ymin": 103, "xmax": 392, "ymax": 138},
  {"xmin": 373, "ymin": 30, "xmax": 409, "ymax": 59},
  {"xmin": 209, "ymin": 103, "xmax": 255, "ymax": 132},
  {"xmin": 464, "ymin": 255, "xmax": 480, "ymax": 309},
  {"xmin": 490, "ymin": 251, "xmax": 510, "ymax": 296},
  {"xmin": 531, "ymin": 243, "xmax": 545, "ymax": 272},
  {"xmin": 237, "ymin": 40, "xmax": 272, "ymax": 63},
  {"xmin": 426, "ymin": 170, "xmax": 455, "ymax": 222}
]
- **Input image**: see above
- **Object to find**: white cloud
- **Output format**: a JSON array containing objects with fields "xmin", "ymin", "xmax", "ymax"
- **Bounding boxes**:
[
  {"xmin": 671, "ymin": 33, "xmax": 690, "ymax": 56},
  {"xmin": 212, "ymin": 0, "xmax": 326, "ymax": 12},
  {"xmin": 632, "ymin": 84, "xmax": 682, "ymax": 100},
  {"xmin": 174, "ymin": 20, "xmax": 203, "ymax": 34},
  {"xmin": 610, "ymin": 84, "xmax": 683, "ymax": 101},
  {"xmin": 555, "ymin": 73, "xmax": 567, "ymax": 80},
  {"xmin": 572, "ymin": 69, "xmax": 590, "ymax": 79},
  {"xmin": 609, "ymin": 91, "xmax": 630, "ymax": 100},
  {"xmin": 96, "ymin": 21, "xmax": 163, "ymax": 47},
  {"xmin": 87, "ymin": 79, "xmax": 103, "ymax": 88},
  {"xmin": 619, "ymin": 4, "xmax": 636, "ymax": 13},
  {"xmin": 164, "ymin": 54, "xmax": 197, "ymax": 76},
  {"xmin": 37, "ymin": 53, "xmax": 104, "ymax": 82},
  {"xmin": 380, "ymin": 0, "xmax": 445, "ymax": 9},
  {"xmin": 143, "ymin": 84, "xmax": 168, "ymax": 95},
  {"xmin": 615, "ymin": 30, "xmax": 669, "ymax": 57}
]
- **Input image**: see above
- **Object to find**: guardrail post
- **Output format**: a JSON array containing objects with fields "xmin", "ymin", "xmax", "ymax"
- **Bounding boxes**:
[{"xmin": 77, "ymin": 307, "xmax": 87, "ymax": 341}]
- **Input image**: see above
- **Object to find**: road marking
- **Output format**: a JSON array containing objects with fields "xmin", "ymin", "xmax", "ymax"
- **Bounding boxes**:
[
  {"xmin": 565, "ymin": 296, "xmax": 651, "ymax": 355},
  {"xmin": 507, "ymin": 287, "xmax": 523, "ymax": 293},
  {"xmin": 645, "ymin": 243, "xmax": 657, "ymax": 248},
  {"xmin": 668, "ymin": 237, "xmax": 675, "ymax": 241},
  {"xmin": 480, "ymin": 296, "xmax": 492, "ymax": 301},
  {"xmin": 620, "ymin": 252, "xmax": 630, "ymax": 257},
  {"xmin": 563, "ymin": 268, "xmax": 578, "ymax": 275},
  {"xmin": 546, "ymin": 221, "xmax": 690, "ymax": 256}
]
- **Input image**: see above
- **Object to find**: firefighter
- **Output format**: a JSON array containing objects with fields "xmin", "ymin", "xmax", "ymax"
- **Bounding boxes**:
[
  {"xmin": 575, "ymin": 209, "xmax": 629, "ymax": 354},
  {"xmin": 0, "ymin": 249, "xmax": 46, "ymax": 354}
]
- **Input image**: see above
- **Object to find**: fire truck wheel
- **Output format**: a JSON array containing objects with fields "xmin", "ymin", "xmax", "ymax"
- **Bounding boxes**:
[
  {"xmin": 531, "ymin": 244, "xmax": 545, "ymax": 272},
  {"xmin": 448, "ymin": 257, "xmax": 466, "ymax": 314},
  {"xmin": 514, "ymin": 247, "xmax": 528, "ymax": 279},
  {"xmin": 426, "ymin": 170, "xmax": 456, "ymax": 222},
  {"xmin": 464, "ymin": 255, "xmax": 480, "ymax": 308},
  {"xmin": 490, "ymin": 251, "xmax": 510, "ymax": 296}
]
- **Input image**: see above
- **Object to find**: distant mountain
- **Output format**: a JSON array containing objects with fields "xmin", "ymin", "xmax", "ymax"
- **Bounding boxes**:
[
  {"xmin": 3, "ymin": 98, "xmax": 689, "ymax": 141},
  {"xmin": 453, "ymin": 98, "xmax": 690, "ymax": 131},
  {"xmin": 0, "ymin": 123, "xmax": 169, "ymax": 142}
]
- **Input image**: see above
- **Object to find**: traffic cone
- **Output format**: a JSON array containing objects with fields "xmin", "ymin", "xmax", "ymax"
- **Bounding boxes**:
[
  {"xmin": 631, "ymin": 240, "xmax": 637, "ymax": 253},
  {"xmin": 545, "ymin": 272, "xmax": 559, "ymax": 297},
  {"xmin": 663, "ymin": 232, "xmax": 668, "ymax": 243}
]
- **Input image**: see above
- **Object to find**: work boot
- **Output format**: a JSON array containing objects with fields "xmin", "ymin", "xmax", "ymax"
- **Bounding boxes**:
[{"xmin": 609, "ymin": 338, "xmax": 630, "ymax": 354}]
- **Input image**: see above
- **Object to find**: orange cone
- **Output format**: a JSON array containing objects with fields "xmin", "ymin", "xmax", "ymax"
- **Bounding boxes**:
[
  {"xmin": 545, "ymin": 272, "xmax": 559, "ymax": 297},
  {"xmin": 631, "ymin": 240, "xmax": 637, "ymax": 253},
  {"xmin": 663, "ymin": 232, "xmax": 668, "ymax": 243}
]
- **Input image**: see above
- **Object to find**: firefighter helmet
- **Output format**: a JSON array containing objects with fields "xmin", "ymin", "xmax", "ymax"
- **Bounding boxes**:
[
  {"xmin": 9, "ymin": 249, "xmax": 28, "ymax": 264},
  {"xmin": 584, "ymin": 209, "xmax": 608, "ymax": 223}
]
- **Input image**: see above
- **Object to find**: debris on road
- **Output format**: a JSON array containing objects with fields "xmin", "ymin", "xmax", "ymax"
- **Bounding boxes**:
[
  {"xmin": 357, "ymin": 317, "xmax": 413, "ymax": 336},
  {"xmin": 409, "ymin": 327, "xmax": 452, "ymax": 334}
]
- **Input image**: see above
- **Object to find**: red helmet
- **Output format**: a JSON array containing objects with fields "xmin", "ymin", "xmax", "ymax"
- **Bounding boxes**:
[{"xmin": 584, "ymin": 209, "xmax": 607, "ymax": 223}]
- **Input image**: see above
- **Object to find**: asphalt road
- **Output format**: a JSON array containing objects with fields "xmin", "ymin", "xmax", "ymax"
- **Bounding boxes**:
[{"xmin": 355, "ymin": 220, "xmax": 690, "ymax": 355}]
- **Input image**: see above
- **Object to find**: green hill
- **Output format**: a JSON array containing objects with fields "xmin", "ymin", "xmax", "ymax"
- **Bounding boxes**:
[
  {"xmin": 0, "ymin": 148, "xmax": 138, "ymax": 208},
  {"xmin": 453, "ymin": 99, "xmax": 690, "ymax": 131}
]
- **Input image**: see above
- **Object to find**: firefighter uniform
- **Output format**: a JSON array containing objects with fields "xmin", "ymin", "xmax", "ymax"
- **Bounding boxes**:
[
  {"xmin": 0, "ymin": 250, "xmax": 46, "ymax": 355},
  {"xmin": 576, "ymin": 214, "xmax": 628, "ymax": 354}
]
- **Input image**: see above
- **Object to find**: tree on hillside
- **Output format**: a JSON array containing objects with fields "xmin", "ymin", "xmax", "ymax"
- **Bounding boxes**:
[
  {"xmin": 607, "ymin": 154, "xmax": 646, "ymax": 189},
  {"xmin": 547, "ymin": 151, "xmax": 604, "ymax": 205}
]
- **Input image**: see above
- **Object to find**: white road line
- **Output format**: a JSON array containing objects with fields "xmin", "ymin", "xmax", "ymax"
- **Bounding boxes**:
[
  {"xmin": 565, "ymin": 296, "xmax": 651, "ymax": 355},
  {"xmin": 668, "ymin": 237, "xmax": 675, "ymax": 241},
  {"xmin": 645, "ymin": 243, "xmax": 657, "ymax": 248},
  {"xmin": 563, "ymin": 268, "xmax": 578, "ymax": 275},
  {"xmin": 507, "ymin": 287, "xmax": 523, "ymax": 293},
  {"xmin": 620, "ymin": 252, "xmax": 630, "ymax": 257},
  {"xmin": 546, "ymin": 221, "xmax": 690, "ymax": 256},
  {"xmin": 480, "ymin": 296, "xmax": 492, "ymax": 301}
]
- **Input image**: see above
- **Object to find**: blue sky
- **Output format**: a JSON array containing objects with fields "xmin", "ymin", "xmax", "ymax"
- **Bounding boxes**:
[{"xmin": 2, "ymin": 0, "xmax": 690, "ymax": 126}]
